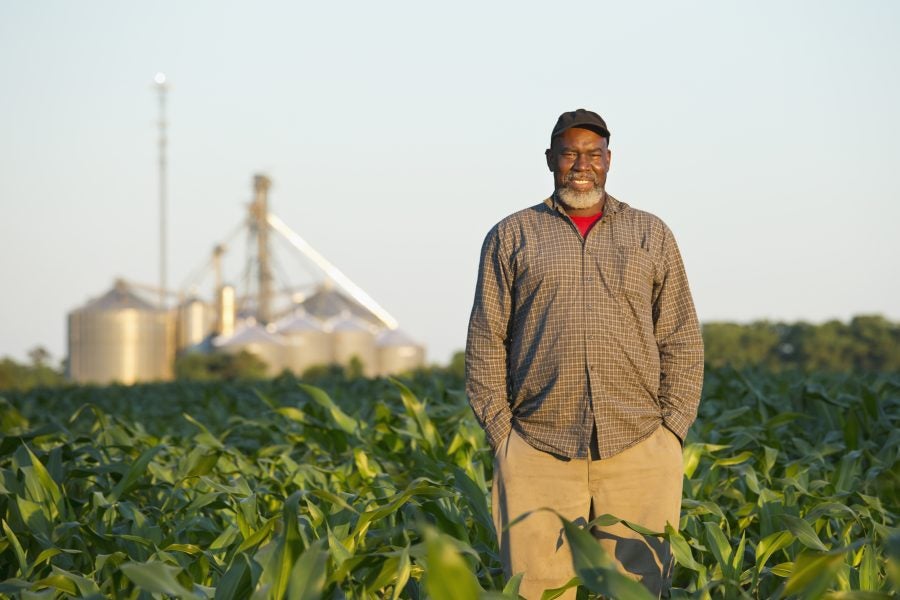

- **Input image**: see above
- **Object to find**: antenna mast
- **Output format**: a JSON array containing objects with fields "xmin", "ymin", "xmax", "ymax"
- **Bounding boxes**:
[
  {"xmin": 154, "ymin": 72, "xmax": 169, "ymax": 309},
  {"xmin": 251, "ymin": 174, "xmax": 273, "ymax": 323}
]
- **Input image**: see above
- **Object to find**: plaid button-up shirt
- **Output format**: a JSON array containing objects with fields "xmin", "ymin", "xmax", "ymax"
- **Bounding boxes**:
[{"xmin": 465, "ymin": 194, "xmax": 703, "ymax": 459}]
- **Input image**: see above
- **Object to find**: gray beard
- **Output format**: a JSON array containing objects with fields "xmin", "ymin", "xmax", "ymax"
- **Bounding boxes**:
[{"xmin": 558, "ymin": 186, "xmax": 605, "ymax": 210}]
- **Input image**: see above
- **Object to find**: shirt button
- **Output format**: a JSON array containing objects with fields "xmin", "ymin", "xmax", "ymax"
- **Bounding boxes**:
[
  {"xmin": 587, "ymin": 335, "xmax": 594, "ymax": 340},
  {"xmin": 586, "ymin": 276, "xmax": 593, "ymax": 282}
]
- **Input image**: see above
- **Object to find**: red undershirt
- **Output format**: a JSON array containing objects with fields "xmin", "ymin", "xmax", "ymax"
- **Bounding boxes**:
[{"xmin": 569, "ymin": 212, "xmax": 603, "ymax": 237}]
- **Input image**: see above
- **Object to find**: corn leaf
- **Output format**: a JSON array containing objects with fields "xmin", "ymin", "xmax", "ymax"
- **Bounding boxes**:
[
  {"xmin": 109, "ymin": 445, "xmax": 164, "ymax": 502},
  {"xmin": 392, "ymin": 378, "xmax": 440, "ymax": 450},
  {"xmin": 215, "ymin": 554, "xmax": 254, "ymax": 600},
  {"xmin": 424, "ymin": 528, "xmax": 482, "ymax": 600},
  {"xmin": 2, "ymin": 519, "xmax": 27, "ymax": 575},
  {"xmin": 120, "ymin": 560, "xmax": 200, "ymax": 600},
  {"xmin": 703, "ymin": 521, "xmax": 734, "ymax": 580},
  {"xmin": 560, "ymin": 516, "xmax": 655, "ymax": 600},
  {"xmin": 286, "ymin": 538, "xmax": 328, "ymax": 600},
  {"xmin": 780, "ymin": 515, "xmax": 828, "ymax": 552},
  {"xmin": 780, "ymin": 551, "xmax": 845, "ymax": 598},
  {"xmin": 298, "ymin": 384, "xmax": 358, "ymax": 435},
  {"xmin": 756, "ymin": 530, "xmax": 794, "ymax": 573},
  {"xmin": 539, "ymin": 576, "xmax": 580, "ymax": 599}
]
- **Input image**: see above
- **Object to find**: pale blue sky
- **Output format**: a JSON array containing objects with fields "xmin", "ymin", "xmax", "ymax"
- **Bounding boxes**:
[{"xmin": 2, "ymin": 1, "xmax": 899, "ymax": 366}]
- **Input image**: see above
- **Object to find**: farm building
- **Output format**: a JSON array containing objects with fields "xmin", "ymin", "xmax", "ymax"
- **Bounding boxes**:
[{"xmin": 67, "ymin": 175, "xmax": 424, "ymax": 384}]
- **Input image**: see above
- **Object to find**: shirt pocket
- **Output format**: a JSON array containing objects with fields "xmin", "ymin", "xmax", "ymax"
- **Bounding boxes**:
[
  {"xmin": 612, "ymin": 246, "xmax": 655, "ymax": 304},
  {"xmin": 516, "ymin": 242, "xmax": 577, "ymax": 299}
]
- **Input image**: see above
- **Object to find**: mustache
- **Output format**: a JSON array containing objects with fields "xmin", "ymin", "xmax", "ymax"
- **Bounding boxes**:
[{"xmin": 565, "ymin": 172, "xmax": 597, "ymax": 183}]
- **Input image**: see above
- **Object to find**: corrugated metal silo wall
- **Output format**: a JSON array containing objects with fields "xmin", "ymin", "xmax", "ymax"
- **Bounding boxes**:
[
  {"xmin": 220, "ymin": 341, "xmax": 285, "ymax": 377},
  {"xmin": 283, "ymin": 329, "xmax": 334, "ymax": 375},
  {"xmin": 377, "ymin": 344, "xmax": 425, "ymax": 376},
  {"xmin": 333, "ymin": 329, "xmax": 377, "ymax": 377},
  {"xmin": 176, "ymin": 301, "xmax": 213, "ymax": 350},
  {"xmin": 68, "ymin": 307, "xmax": 174, "ymax": 385}
]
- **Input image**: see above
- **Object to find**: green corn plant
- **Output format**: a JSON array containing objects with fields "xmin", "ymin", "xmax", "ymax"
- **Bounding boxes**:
[{"xmin": 0, "ymin": 369, "xmax": 896, "ymax": 598}]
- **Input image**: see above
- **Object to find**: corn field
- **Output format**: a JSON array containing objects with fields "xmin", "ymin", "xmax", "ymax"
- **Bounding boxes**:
[{"xmin": 0, "ymin": 368, "xmax": 897, "ymax": 599}]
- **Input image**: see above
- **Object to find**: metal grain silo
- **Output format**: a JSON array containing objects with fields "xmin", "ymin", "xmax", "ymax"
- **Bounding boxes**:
[
  {"xmin": 275, "ymin": 310, "xmax": 333, "ymax": 376},
  {"xmin": 176, "ymin": 297, "xmax": 213, "ymax": 350},
  {"xmin": 376, "ymin": 329, "xmax": 425, "ymax": 376},
  {"xmin": 68, "ymin": 279, "xmax": 174, "ymax": 385},
  {"xmin": 217, "ymin": 285, "xmax": 236, "ymax": 337},
  {"xmin": 330, "ymin": 312, "xmax": 377, "ymax": 377},
  {"xmin": 213, "ymin": 320, "xmax": 286, "ymax": 377}
]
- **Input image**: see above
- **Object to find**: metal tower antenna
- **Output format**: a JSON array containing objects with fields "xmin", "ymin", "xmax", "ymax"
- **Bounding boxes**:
[
  {"xmin": 251, "ymin": 174, "xmax": 274, "ymax": 323},
  {"xmin": 154, "ymin": 72, "xmax": 169, "ymax": 309}
]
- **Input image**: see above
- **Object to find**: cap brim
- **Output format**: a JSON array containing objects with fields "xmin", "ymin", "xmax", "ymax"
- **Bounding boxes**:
[{"xmin": 552, "ymin": 121, "xmax": 610, "ymax": 139}]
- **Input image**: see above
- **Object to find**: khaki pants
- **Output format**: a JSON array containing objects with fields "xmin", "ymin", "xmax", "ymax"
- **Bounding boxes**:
[{"xmin": 492, "ymin": 426, "xmax": 683, "ymax": 599}]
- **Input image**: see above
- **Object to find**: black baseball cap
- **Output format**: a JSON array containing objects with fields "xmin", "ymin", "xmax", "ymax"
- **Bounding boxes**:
[{"xmin": 551, "ymin": 109, "xmax": 610, "ymax": 142}]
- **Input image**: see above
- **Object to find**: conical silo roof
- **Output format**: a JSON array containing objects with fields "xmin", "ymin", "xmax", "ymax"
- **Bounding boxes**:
[
  {"xmin": 375, "ymin": 328, "xmax": 420, "ymax": 347},
  {"xmin": 329, "ymin": 311, "xmax": 378, "ymax": 333},
  {"xmin": 301, "ymin": 284, "xmax": 383, "ymax": 328},
  {"xmin": 213, "ymin": 321, "xmax": 285, "ymax": 348},
  {"xmin": 275, "ymin": 309, "xmax": 326, "ymax": 334},
  {"xmin": 80, "ymin": 279, "xmax": 157, "ymax": 312}
]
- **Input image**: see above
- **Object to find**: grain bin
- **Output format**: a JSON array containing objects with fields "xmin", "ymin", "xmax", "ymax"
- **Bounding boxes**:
[
  {"xmin": 330, "ymin": 312, "xmax": 377, "ymax": 377},
  {"xmin": 213, "ymin": 320, "xmax": 285, "ymax": 377},
  {"xmin": 376, "ymin": 328, "xmax": 425, "ymax": 375},
  {"xmin": 176, "ymin": 297, "xmax": 213, "ymax": 350},
  {"xmin": 275, "ymin": 310, "xmax": 333, "ymax": 376},
  {"xmin": 216, "ymin": 285, "xmax": 236, "ymax": 337},
  {"xmin": 68, "ymin": 279, "xmax": 174, "ymax": 384}
]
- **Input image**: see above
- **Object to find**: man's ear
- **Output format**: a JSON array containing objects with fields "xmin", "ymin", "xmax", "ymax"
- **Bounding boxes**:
[{"xmin": 545, "ymin": 148, "xmax": 554, "ymax": 172}]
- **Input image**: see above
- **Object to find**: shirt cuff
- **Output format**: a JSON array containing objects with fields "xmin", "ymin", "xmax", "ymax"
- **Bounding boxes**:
[
  {"xmin": 662, "ymin": 410, "xmax": 692, "ymax": 445},
  {"xmin": 484, "ymin": 413, "xmax": 512, "ymax": 452}
]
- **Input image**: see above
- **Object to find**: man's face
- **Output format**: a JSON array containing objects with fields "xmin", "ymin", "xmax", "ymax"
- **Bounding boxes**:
[{"xmin": 545, "ymin": 127, "xmax": 611, "ymax": 211}]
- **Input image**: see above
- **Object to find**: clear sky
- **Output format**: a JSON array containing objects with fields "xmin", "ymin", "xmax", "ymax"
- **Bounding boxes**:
[{"xmin": 2, "ymin": 1, "xmax": 899, "ymax": 367}]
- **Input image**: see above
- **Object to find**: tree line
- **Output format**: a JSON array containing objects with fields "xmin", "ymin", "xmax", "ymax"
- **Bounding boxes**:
[
  {"xmin": 0, "ymin": 347, "xmax": 66, "ymax": 391},
  {"xmin": 1, "ymin": 315, "xmax": 897, "ymax": 391},
  {"xmin": 702, "ymin": 314, "xmax": 899, "ymax": 372}
]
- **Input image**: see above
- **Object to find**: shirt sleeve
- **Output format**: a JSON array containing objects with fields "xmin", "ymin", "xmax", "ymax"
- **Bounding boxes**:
[
  {"xmin": 465, "ymin": 225, "xmax": 514, "ymax": 451},
  {"xmin": 652, "ymin": 226, "xmax": 704, "ymax": 443}
]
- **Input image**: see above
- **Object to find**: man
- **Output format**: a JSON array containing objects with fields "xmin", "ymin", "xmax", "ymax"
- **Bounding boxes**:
[{"xmin": 465, "ymin": 109, "xmax": 703, "ymax": 598}]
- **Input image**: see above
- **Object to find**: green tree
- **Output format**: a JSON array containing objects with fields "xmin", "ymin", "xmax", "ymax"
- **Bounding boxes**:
[
  {"xmin": 175, "ymin": 350, "xmax": 269, "ymax": 381},
  {"xmin": 703, "ymin": 316, "xmax": 900, "ymax": 373},
  {"xmin": 848, "ymin": 314, "xmax": 900, "ymax": 371},
  {"xmin": 448, "ymin": 350, "xmax": 465, "ymax": 379},
  {"xmin": 0, "ymin": 346, "xmax": 65, "ymax": 391},
  {"xmin": 702, "ymin": 322, "xmax": 780, "ymax": 369}
]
